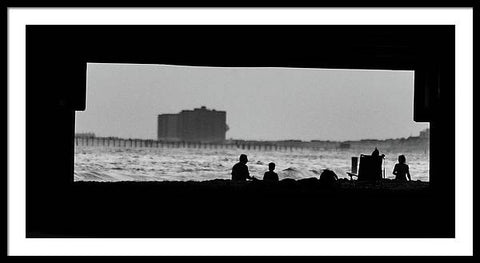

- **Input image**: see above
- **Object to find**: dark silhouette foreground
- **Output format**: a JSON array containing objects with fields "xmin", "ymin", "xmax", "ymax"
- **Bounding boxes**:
[
  {"xmin": 393, "ymin": 155, "xmax": 412, "ymax": 181},
  {"xmin": 319, "ymin": 169, "xmax": 339, "ymax": 188},
  {"xmin": 230, "ymin": 150, "xmax": 415, "ymax": 185},
  {"xmin": 231, "ymin": 154, "xmax": 254, "ymax": 181},
  {"xmin": 263, "ymin": 162, "xmax": 279, "ymax": 182},
  {"xmin": 357, "ymin": 147, "xmax": 386, "ymax": 181}
]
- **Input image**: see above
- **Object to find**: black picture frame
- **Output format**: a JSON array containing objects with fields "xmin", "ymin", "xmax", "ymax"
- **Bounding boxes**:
[
  {"xmin": 5, "ymin": 0, "xmax": 477, "ymax": 260},
  {"xmin": 24, "ymin": 24, "xmax": 455, "ymax": 238}
]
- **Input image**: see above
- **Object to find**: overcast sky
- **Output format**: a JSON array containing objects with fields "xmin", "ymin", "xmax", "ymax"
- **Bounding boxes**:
[{"xmin": 76, "ymin": 63, "xmax": 428, "ymax": 141}]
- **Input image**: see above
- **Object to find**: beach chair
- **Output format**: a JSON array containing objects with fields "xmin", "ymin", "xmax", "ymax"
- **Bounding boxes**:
[
  {"xmin": 346, "ymin": 156, "xmax": 359, "ymax": 180},
  {"xmin": 347, "ymin": 154, "xmax": 385, "ymax": 181}
]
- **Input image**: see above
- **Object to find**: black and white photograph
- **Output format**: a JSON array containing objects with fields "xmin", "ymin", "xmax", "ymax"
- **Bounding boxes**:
[
  {"xmin": 6, "ymin": 5, "xmax": 474, "ymax": 258},
  {"xmin": 27, "ymin": 24, "xmax": 456, "ymax": 237},
  {"xmin": 76, "ymin": 64, "xmax": 429, "ymax": 184}
]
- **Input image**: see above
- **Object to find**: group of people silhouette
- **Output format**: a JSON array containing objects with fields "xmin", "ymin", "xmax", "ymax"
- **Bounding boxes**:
[
  {"xmin": 231, "ymin": 149, "xmax": 412, "ymax": 182},
  {"xmin": 231, "ymin": 154, "xmax": 278, "ymax": 182}
]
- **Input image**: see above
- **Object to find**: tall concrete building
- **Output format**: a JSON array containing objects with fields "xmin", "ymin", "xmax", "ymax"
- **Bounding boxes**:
[{"xmin": 157, "ymin": 106, "xmax": 227, "ymax": 142}]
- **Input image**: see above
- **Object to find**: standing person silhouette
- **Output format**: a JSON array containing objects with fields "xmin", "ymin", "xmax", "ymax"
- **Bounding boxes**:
[
  {"xmin": 393, "ymin": 155, "xmax": 411, "ymax": 181},
  {"xmin": 231, "ymin": 154, "xmax": 253, "ymax": 181},
  {"xmin": 263, "ymin": 162, "xmax": 279, "ymax": 182}
]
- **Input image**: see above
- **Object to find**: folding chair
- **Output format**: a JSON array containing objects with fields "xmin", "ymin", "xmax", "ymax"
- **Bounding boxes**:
[{"xmin": 347, "ymin": 154, "xmax": 385, "ymax": 181}]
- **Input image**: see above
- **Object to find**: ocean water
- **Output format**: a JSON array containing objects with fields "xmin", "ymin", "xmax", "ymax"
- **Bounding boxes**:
[{"xmin": 74, "ymin": 146, "xmax": 429, "ymax": 182}]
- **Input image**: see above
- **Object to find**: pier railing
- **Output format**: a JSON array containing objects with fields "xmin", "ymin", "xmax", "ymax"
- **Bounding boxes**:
[
  {"xmin": 73, "ymin": 136, "xmax": 332, "ymax": 152},
  {"xmin": 74, "ymin": 136, "xmax": 428, "ymax": 153}
]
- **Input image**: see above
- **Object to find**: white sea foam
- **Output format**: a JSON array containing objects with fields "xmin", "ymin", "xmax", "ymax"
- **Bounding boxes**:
[{"xmin": 74, "ymin": 147, "xmax": 429, "ymax": 182}]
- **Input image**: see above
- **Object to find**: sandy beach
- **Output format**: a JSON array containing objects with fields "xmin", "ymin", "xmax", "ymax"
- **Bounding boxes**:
[{"xmin": 74, "ymin": 177, "xmax": 429, "ymax": 194}]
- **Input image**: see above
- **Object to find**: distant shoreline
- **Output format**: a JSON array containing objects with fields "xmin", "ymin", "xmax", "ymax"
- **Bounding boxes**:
[{"xmin": 74, "ymin": 134, "xmax": 429, "ymax": 152}]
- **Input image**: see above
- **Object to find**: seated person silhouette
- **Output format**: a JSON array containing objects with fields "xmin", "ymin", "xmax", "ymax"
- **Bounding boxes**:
[
  {"xmin": 357, "ymin": 147, "xmax": 386, "ymax": 181},
  {"xmin": 393, "ymin": 155, "xmax": 411, "ymax": 181},
  {"xmin": 372, "ymin": 147, "xmax": 385, "ymax": 158},
  {"xmin": 263, "ymin": 162, "xmax": 279, "ymax": 182},
  {"xmin": 231, "ymin": 154, "xmax": 253, "ymax": 181}
]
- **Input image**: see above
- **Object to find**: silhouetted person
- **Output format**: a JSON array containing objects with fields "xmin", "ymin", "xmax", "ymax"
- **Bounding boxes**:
[
  {"xmin": 371, "ymin": 147, "xmax": 385, "ymax": 158},
  {"xmin": 319, "ymin": 169, "xmax": 338, "ymax": 189},
  {"xmin": 393, "ymin": 155, "xmax": 411, "ymax": 181},
  {"xmin": 263, "ymin": 162, "xmax": 279, "ymax": 182},
  {"xmin": 231, "ymin": 154, "xmax": 253, "ymax": 181}
]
